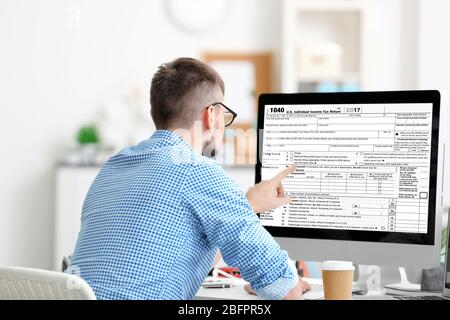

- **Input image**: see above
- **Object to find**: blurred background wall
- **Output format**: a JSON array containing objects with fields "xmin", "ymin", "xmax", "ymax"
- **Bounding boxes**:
[{"xmin": 0, "ymin": 0, "xmax": 449, "ymax": 270}]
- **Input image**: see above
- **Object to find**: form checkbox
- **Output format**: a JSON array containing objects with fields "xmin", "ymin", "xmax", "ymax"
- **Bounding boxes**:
[{"xmin": 419, "ymin": 192, "xmax": 428, "ymax": 199}]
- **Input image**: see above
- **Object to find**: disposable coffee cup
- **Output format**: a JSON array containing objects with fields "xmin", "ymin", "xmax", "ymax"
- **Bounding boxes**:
[{"xmin": 321, "ymin": 261, "xmax": 355, "ymax": 300}]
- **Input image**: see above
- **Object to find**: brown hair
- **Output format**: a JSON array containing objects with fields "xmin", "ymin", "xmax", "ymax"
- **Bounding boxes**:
[{"xmin": 150, "ymin": 57, "xmax": 225, "ymax": 129}]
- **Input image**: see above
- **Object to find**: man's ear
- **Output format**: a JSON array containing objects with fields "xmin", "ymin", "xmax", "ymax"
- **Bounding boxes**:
[{"xmin": 202, "ymin": 106, "xmax": 215, "ymax": 130}]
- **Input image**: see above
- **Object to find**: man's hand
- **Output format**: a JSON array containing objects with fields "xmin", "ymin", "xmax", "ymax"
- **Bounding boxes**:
[
  {"xmin": 245, "ymin": 165, "xmax": 297, "ymax": 213},
  {"xmin": 282, "ymin": 279, "xmax": 311, "ymax": 300},
  {"xmin": 243, "ymin": 279, "xmax": 311, "ymax": 300}
]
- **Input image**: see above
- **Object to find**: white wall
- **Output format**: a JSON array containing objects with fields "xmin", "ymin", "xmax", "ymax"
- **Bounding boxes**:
[
  {"xmin": 0, "ymin": 0, "xmax": 446, "ymax": 270},
  {"xmin": 0, "ymin": 0, "xmax": 282, "ymax": 269},
  {"xmin": 417, "ymin": 0, "xmax": 450, "ymax": 209},
  {"xmin": 418, "ymin": 0, "xmax": 450, "ymax": 92},
  {"xmin": 362, "ymin": 0, "xmax": 419, "ymax": 90}
]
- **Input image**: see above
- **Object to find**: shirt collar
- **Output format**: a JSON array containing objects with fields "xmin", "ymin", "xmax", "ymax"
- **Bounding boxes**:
[{"xmin": 149, "ymin": 130, "xmax": 192, "ymax": 149}]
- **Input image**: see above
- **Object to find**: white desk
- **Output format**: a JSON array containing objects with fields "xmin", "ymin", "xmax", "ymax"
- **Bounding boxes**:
[
  {"xmin": 195, "ymin": 277, "xmax": 448, "ymax": 300},
  {"xmin": 196, "ymin": 281, "xmax": 259, "ymax": 300},
  {"xmin": 196, "ymin": 277, "xmax": 327, "ymax": 300}
]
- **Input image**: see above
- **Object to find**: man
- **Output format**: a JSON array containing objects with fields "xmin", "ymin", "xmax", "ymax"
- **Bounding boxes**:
[{"xmin": 67, "ymin": 57, "xmax": 310, "ymax": 299}]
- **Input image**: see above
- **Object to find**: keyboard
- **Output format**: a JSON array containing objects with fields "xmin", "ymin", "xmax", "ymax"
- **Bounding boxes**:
[{"xmin": 393, "ymin": 295, "xmax": 448, "ymax": 300}]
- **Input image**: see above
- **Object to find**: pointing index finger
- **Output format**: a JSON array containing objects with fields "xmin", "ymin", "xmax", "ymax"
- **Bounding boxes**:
[{"xmin": 272, "ymin": 164, "xmax": 297, "ymax": 183}]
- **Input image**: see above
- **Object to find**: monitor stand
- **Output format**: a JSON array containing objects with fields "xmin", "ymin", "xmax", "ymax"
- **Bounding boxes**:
[{"xmin": 384, "ymin": 267, "xmax": 421, "ymax": 292}]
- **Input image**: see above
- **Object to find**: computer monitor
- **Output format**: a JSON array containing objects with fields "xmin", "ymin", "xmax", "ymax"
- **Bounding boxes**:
[{"xmin": 255, "ymin": 90, "xmax": 447, "ymax": 269}]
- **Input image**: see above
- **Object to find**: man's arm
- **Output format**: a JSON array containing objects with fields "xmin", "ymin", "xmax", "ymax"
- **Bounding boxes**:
[
  {"xmin": 183, "ymin": 162, "xmax": 301, "ymax": 299},
  {"xmin": 245, "ymin": 278, "xmax": 311, "ymax": 300},
  {"xmin": 245, "ymin": 165, "xmax": 296, "ymax": 214}
]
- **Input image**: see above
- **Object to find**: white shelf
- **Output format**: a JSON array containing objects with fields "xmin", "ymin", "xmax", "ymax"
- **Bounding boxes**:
[
  {"xmin": 53, "ymin": 165, "xmax": 255, "ymax": 271},
  {"xmin": 54, "ymin": 166, "xmax": 100, "ymax": 271},
  {"xmin": 281, "ymin": 0, "xmax": 367, "ymax": 93},
  {"xmin": 287, "ymin": 0, "xmax": 365, "ymax": 11},
  {"xmin": 297, "ymin": 73, "xmax": 360, "ymax": 83}
]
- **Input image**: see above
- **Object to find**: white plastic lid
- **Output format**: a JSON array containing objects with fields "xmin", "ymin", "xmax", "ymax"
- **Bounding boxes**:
[{"xmin": 322, "ymin": 260, "xmax": 355, "ymax": 271}]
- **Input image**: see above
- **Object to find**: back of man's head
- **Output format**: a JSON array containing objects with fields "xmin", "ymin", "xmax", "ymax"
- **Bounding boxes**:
[{"xmin": 150, "ymin": 57, "xmax": 225, "ymax": 130}]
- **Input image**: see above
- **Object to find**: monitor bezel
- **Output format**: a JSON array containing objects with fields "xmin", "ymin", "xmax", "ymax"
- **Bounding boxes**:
[{"xmin": 255, "ymin": 90, "xmax": 441, "ymax": 246}]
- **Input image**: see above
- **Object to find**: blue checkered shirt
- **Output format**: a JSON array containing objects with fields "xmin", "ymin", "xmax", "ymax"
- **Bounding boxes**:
[{"xmin": 66, "ymin": 130, "xmax": 298, "ymax": 299}]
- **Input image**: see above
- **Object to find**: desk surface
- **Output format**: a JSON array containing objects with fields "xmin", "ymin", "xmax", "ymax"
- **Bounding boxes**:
[
  {"xmin": 195, "ymin": 277, "xmax": 448, "ymax": 300},
  {"xmin": 196, "ymin": 277, "xmax": 257, "ymax": 300},
  {"xmin": 196, "ymin": 277, "xmax": 328, "ymax": 300}
]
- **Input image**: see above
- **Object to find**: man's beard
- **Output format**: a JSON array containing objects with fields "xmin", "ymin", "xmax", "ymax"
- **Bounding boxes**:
[{"xmin": 202, "ymin": 136, "xmax": 218, "ymax": 159}]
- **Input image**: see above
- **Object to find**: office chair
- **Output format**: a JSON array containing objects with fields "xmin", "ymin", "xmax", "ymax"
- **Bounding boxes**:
[{"xmin": 0, "ymin": 266, "xmax": 96, "ymax": 300}]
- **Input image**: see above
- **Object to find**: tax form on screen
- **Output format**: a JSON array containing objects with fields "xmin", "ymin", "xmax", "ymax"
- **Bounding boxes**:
[{"xmin": 260, "ymin": 103, "xmax": 433, "ymax": 234}]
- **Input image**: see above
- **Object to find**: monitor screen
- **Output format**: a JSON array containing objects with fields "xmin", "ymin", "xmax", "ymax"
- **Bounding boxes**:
[{"xmin": 256, "ymin": 92, "xmax": 441, "ymax": 245}]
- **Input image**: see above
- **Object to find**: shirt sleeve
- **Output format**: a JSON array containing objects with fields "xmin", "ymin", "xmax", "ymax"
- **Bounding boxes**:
[{"xmin": 182, "ymin": 160, "xmax": 298, "ymax": 300}]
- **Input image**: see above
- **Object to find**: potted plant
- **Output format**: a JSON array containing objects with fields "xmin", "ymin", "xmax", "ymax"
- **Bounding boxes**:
[{"xmin": 77, "ymin": 125, "xmax": 99, "ymax": 165}]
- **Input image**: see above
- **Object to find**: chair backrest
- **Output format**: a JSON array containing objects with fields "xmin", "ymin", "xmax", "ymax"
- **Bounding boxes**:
[{"xmin": 0, "ymin": 267, "xmax": 96, "ymax": 300}]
